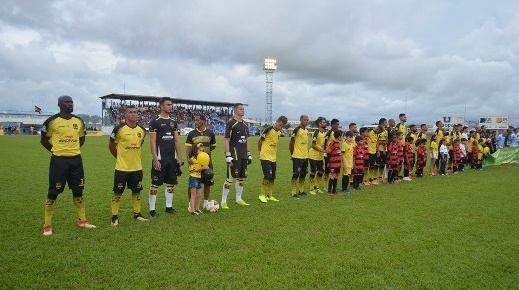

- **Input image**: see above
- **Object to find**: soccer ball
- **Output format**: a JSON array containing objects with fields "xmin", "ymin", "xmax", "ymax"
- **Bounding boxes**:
[
  {"xmin": 201, "ymin": 167, "xmax": 214, "ymax": 181},
  {"xmin": 205, "ymin": 200, "xmax": 219, "ymax": 213}
]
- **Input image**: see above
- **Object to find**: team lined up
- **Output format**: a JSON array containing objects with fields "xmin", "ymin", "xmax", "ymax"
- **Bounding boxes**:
[
  {"xmin": 278, "ymin": 114, "xmax": 506, "ymax": 199},
  {"xmin": 39, "ymin": 95, "xmax": 510, "ymax": 235}
]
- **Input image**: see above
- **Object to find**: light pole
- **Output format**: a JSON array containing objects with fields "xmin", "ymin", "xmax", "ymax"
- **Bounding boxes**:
[{"xmin": 264, "ymin": 58, "xmax": 277, "ymax": 125}]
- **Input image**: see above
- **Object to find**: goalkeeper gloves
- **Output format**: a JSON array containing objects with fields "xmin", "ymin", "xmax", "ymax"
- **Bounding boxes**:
[{"xmin": 225, "ymin": 152, "xmax": 234, "ymax": 165}]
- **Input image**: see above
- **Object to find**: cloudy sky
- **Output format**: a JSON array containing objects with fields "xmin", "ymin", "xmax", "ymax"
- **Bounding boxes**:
[{"xmin": 1, "ymin": 0, "xmax": 518, "ymax": 125}]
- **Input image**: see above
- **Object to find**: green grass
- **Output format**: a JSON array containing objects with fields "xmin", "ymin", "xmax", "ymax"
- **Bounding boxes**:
[{"xmin": 0, "ymin": 135, "xmax": 518, "ymax": 289}]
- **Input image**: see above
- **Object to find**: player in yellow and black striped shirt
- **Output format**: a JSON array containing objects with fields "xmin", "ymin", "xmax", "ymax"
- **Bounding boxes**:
[
  {"xmin": 108, "ymin": 105, "xmax": 148, "ymax": 226},
  {"xmin": 258, "ymin": 116, "xmax": 288, "ymax": 203},
  {"xmin": 40, "ymin": 95, "xmax": 96, "ymax": 236}
]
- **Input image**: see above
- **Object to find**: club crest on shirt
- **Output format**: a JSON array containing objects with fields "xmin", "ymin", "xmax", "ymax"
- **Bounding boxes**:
[{"xmin": 73, "ymin": 123, "xmax": 78, "ymax": 130}]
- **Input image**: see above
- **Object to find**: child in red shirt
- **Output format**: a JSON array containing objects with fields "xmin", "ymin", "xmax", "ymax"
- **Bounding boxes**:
[
  {"xmin": 415, "ymin": 139, "xmax": 427, "ymax": 177},
  {"xmin": 326, "ymin": 131, "xmax": 343, "ymax": 196},
  {"xmin": 353, "ymin": 136, "xmax": 366, "ymax": 190}
]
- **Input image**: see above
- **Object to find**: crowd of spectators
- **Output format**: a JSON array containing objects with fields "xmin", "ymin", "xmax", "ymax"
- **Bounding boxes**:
[{"xmin": 109, "ymin": 102, "xmax": 232, "ymax": 133}]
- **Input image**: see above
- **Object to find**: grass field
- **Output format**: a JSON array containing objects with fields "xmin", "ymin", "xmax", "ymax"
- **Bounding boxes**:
[{"xmin": 0, "ymin": 135, "xmax": 518, "ymax": 289}]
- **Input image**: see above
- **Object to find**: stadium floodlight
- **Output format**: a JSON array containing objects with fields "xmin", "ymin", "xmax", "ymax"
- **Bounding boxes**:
[
  {"xmin": 264, "ymin": 58, "xmax": 277, "ymax": 125},
  {"xmin": 264, "ymin": 58, "xmax": 277, "ymax": 70}
]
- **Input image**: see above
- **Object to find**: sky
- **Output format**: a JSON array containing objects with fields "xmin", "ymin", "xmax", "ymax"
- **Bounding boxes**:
[{"xmin": 1, "ymin": 0, "xmax": 518, "ymax": 126}]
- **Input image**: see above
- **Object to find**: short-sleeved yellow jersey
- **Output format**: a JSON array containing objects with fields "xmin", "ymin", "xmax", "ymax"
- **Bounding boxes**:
[
  {"xmin": 259, "ymin": 126, "xmax": 282, "ymax": 162},
  {"xmin": 308, "ymin": 129, "xmax": 326, "ymax": 161},
  {"xmin": 291, "ymin": 126, "xmax": 309, "ymax": 159},
  {"xmin": 42, "ymin": 114, "xmax": 85, "ymax": 157},
  {"xmin": 110, "ymin": 123, "xmax": 146, "ymax": 171}
]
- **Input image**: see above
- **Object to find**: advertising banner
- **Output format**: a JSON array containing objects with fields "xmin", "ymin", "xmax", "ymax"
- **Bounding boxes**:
[
  {"xmin": 479, "ymin": 116, "xmax": 509, "ymax": 130},
  {"xmin": 441, "ymin": 116, "xmax": 465, "ymax": 131}
]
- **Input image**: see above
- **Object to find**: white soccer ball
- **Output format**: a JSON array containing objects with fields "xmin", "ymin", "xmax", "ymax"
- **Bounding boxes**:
[{"xmin": 206, "ymin": 200, "xmax": 219, "ymax": 213}]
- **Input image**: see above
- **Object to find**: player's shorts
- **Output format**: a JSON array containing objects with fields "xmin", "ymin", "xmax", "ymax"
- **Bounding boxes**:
[
  {"xmin": 368, "ymin": 154, "xmax": 377, "ymax": 167},
  {"xmin": 227, "ymin": 158, "xmax": 248, "ymax": 179},
  {"xmin": 188, "ymin": 177, "xmax": 202, "ymax": 189},
  {"xmin": 292, "ymin": 157, "xmax": 308, "ymax": 176},
  {"xmin": 151, "ymin": 159, "xmax": 178, "ymax": 186},
  {"xmin": 376, "ymin": 151, "xmax": 387, "ymax": 166},
  {"xmin": 113, "ymin": 170, "xmax": 143, "ymax": 194},
  {"xmin": 353, "ymin": 167, "xmax": 364, "ymax": 176},
  {"xmin": 48, "ymin": 154, "xmax": 84, "ymax": 196},
  {"xmin": 329, "ymin": 167, "xmax": 341, "ymax": 174},
  {"xmin": 430, "ymin": 153, "xmax": 438, "ymax": 159},
  {"xmin": 260, "ymin": 159, "xmax": 277, "ymax": 180},
  {"xmin": 308, "ymin": 159, "xmax": 324, "ymax": 174}
]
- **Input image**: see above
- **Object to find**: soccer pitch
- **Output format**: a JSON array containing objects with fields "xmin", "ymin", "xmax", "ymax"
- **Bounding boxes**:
[{"xmin": 0, "ymin": 135, "xmax": 518, "ymax": 289}]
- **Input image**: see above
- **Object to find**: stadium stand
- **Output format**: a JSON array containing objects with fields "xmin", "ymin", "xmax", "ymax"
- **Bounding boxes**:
[{"xmin": 100, "ymin": 94, "xmax": 236, "ymax": 132}]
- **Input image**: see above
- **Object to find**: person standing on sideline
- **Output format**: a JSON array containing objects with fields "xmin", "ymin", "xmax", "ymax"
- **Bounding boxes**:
[
  {"xmin": 289, "ymin": 114, "xmax": 310, "ymax": 198},
  {"xmin": 148, "ymin": 97, "xmax": 183, "ymax": 219},
  {"xmin": 308, "ymin": 117, "xmax": 327, "ymax": 195},
  {"xmin": 221, "ymin": 103, "xmax": 252, "ymax": 209},
  {"xmin": 258, "ymin": 115, "xmax": 288, "ymax": 203},
  {"xmin": 40, "ymin": 95, "xmax": 96, "ymax": 236},
  {"xmin": 108, "ymin": 105, "xmax": 149, "ymax": 226},
  {"xmin": 185, "ymin": 115, "xmax": 216, "ymax": 210}
]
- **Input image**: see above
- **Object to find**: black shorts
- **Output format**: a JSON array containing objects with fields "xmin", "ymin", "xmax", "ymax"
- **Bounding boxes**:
[
  {"xmin": 376, "ymin": 151, "xmax": 387, "ymax": 166},
  {"xmin": 48, "ymin": 155, "xmax": 84, "ymax": 195},
  {"xmin": 292, "ymin": 158, "xmax": 308, "ymax": 176},
  {"xmin": 308, "ymin": 159, "xmax": 324, "ymax": 174},
  {"xmin": 227, "ymin": 158, "xmax": 248, "ymax": 179},
  {"xmin": 260, "ymin": 160, "xmax": 277, "ymax": 180},
  {"xmin": 151, "ymin": 159, "xmax": 178, "ymax": 186},
  {"xmin": 113, "ymin": 170, "xmax": 143, "ymax": 194},
  {"xmin": 368, "ymin": 154, "xmax": 377, "ymax": 167}
]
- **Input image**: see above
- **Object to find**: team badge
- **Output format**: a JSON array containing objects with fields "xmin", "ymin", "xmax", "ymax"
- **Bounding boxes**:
[
  {"xmin": 73, "ymin": 124, "xmax": 78, "ymax": 130},
  {"xmin": 55, "ymin": 182, "xmax": 62, "ymax": 190},
  {"xmin": 137, "ymin": 133, "xmax": 142, "ymax": 138},
  {"xmin": 117, "ymin": 183, "xmax": 124, "ymax": 189}
]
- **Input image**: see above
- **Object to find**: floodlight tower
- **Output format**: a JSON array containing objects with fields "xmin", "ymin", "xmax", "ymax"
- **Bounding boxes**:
[{"xmin": 264, "ymin": 58, "xmax": 277, "ymax": 125}]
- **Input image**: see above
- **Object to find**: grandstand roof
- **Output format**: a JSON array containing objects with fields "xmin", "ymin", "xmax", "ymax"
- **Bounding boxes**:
[{"xmin": 100, "ymin": 93, "xmax": 240, "ymax": 107}]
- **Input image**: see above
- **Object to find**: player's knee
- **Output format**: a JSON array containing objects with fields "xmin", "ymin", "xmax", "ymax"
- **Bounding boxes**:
[
  {"xmin": 223, "ymin": 178, "xmax": 232, "ymax": 189},
  {"xmin": 165, "ymin": 184, "xmax": 174, "ymax": 193},
  {"xmin": 236, "ymin": 178, "xmax": 244, "ymax": 187},
  {"xmin": 292, "ymin": 174, "xmax": 299, "ymax": 180},
  {"xmin": 149, "ymin": 185, "xmax": 158, "ymax": 195},
  {"xmin": 112, "ymin": 194, "xmax": 122, "ymax": 202}
]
